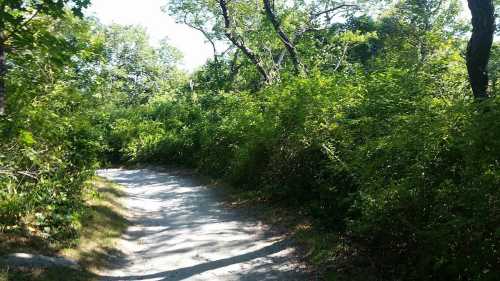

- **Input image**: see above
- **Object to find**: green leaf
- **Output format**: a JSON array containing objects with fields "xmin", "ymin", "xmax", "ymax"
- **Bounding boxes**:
[{"xmin": 19, "ymin": 130, "xmax": 36, "ymax": 146}]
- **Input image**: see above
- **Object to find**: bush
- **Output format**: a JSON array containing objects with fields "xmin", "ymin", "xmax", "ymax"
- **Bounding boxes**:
[
  {"xmin": 107, "ymin": 67, "xmax": 499, "ymax": 279},
  {"xmin": 0, "ymin": 15, "xmax": 105, "ymax": 240}
]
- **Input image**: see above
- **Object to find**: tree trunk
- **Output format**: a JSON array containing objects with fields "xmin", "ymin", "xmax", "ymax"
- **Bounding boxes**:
[
  {"xmin": 0, "ymin": 38, "xmax": 6, "ymax": 115},
  {"xmin": 466, "ymin": 0, "xmax": 495, "ymax": 100}
]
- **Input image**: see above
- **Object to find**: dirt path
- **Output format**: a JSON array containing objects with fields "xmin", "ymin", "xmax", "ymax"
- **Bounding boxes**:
[{"xmin": 96, "ymin": 168, "xmax": 308, "ymax": 281}]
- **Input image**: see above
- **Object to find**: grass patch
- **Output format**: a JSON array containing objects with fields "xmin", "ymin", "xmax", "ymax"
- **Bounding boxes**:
[
  {"xmin": 0, "ymin": 267, "xmax": 96, "ymax": 281},
  {"xmin": 0, "ymin": 176, "xmax": 128, "ymax": 280},
  {"xmin": 61, "ymin": 177, "xmax": 128, "ymax": 271}
]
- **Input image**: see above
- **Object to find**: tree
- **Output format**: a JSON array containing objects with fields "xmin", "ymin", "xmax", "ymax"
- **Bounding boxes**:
[
  {"xmin": 394, "ymin": 0, "xmax": 462, "ymax": 63},
  {"xmin": 217, "ymin": 0, "xmax": 272, "ymax": 83},
  {"xmin": 168, "ymin": 0, "xmax": 363, "ymax": 85},
  {"xmin": 262, "ymin": 0, "xmax": 303, "ymax": 74},
  {"xmin": 466, "ymin": 0, "xmax": 495, "ymax": 99},
  {"xmin": 102, "ymin": 24, "xmax": 183, "ymax": 105},
  {"xmin": 0, "ymin": 0, "xmax": 90, "ymax": 115}
]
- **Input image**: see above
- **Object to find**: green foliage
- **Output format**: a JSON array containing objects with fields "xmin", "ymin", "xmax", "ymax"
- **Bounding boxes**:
[
  {"xmin": 0, "ymin": 14, "xmax": 104, "ymax": 240},
  {"xmin": 0, "ymin": 15, "xmax": 184, "ymax": 239},
  {"xmin": 100, "ymin": 24, "xmax": 184, "ymax": 106},
  {"xmin": 1, "ymin": 0, "xmax": 498, "ymax": 280},
  {"xmin": 108, "ymin": 49, "xmax": 499, "ymax": 279}
]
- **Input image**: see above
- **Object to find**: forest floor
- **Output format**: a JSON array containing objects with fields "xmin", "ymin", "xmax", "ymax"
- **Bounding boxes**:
[
  {"xmin": 0, "ymin": 177, "xmax": 128, "ymax": 281},
  {"xmin": 95, "ymin": 168, "xmax": 310, "ymax": 281}
]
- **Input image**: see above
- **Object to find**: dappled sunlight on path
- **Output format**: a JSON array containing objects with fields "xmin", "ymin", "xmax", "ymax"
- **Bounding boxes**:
[{"xmin": 96, "ymin": 168, "xmax": 307, "ymax": 281}]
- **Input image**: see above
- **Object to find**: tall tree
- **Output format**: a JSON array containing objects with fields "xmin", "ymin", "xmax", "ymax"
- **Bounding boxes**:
[
  {"xmin": 0, "ymin": 0, "xmax": 90, "ymax": 115},
  {"xmin": 102, "ymin": 24, "xmax": 183, "ymax": 105},
  {"xmin": 466, "ymin": 0, "xmax": 495, "ymax": 99}
]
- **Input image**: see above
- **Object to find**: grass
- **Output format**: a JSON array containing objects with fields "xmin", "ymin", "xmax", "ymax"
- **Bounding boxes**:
[{"xmin": 0, "ymin": 176, "xmax": 128, "ymax": 281}]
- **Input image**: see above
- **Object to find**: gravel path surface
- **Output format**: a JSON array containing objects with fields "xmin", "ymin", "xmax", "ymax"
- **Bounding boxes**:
[{"xmin": 96, "ymin": 168, "xmax": 308, "ymax": 281}]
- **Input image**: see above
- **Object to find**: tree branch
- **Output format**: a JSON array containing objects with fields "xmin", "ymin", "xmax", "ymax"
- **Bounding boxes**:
[
  {"xmin": 218, "ymin": 0, "xmax": 271, "ymax": 83},
  {"xmin": 182, "ymin": 16, "xmax": 219, "ymax": 65},
  {"xmin": 311, "ymin": 4, "xmax": 359, "ymax": 20},
  {"xmin": 6, "ymin": 7, "xmax": 42, "ymax": 40},
  {"xmin": 263, "ymin": 0, "xmax": 302, "ymax": 74}
]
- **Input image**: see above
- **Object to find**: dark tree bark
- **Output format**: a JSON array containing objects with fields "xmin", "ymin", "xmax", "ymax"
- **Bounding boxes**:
[
  {"xmin": 218, "ymin": 0, "xmax": 272, "ymax": 83},
  {"xmin": 467, "ymin": 0, "xmax": 495, "ymax": 99},
  {"xmin": 0, "ymin": 1, "xmax": 5, "ymax": 115},
  {"xmin": 0, "ymin": 35, "xmax": 6, "ymax": 116},
  {"xmin": 262, "ymin": 0, "xmax": 302, "ymax": 74}
]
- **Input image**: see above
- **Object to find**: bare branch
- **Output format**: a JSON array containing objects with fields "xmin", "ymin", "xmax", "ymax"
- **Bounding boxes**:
[
  {"xmin": 218, "ymin": 0, "xmax": 271, "ymax": 83},
  {"xmin": 334, "ymin": 42, "xmax": 349, "ymax": 71},
  {"xmin": 311, "ymin": 4, "xmax": 359, "ymax": 20},
  {"xmin": 263, "ymin": 0, "xmax": 303, "ymax": 74},
  {"xmin": 182, "ymin": 16, "xmax": 220, "ymax": 65}
]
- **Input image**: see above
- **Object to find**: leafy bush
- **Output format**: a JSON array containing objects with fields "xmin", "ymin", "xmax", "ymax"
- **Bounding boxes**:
[
  {"xmin": 0, "ymin": 15, "xmax": 104, "ymax": 240},
  {"xmin": 107, "ymin": 63, "xmax": 499, "ymax": 279}
]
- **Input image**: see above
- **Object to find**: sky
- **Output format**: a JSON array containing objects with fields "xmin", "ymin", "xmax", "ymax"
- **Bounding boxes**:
[
  {"xmin": 86, "ymin": 0, "xmax": 472, "ymax": 72},
  {"xmin": 86, "ymin": 0, "xmax": 213, "ymax": 71}
]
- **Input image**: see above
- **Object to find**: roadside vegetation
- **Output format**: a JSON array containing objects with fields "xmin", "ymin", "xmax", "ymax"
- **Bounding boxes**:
[
  {"xmin": 0, "ymin": 0, "xmax": 498, "ymax": 280},
  {"xmin": 0, "ymin": 177, "xmax": 127, "ymax": 281}
]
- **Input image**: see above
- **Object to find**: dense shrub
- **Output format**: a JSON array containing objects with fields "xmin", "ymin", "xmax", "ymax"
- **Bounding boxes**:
[
  {"xmin": 107, "ymin": 65, "xmax": 499, "ymax": 279},
  {"xmin": 0, "ymin": 16, "xmax": 105, "ymax": 239},
  {"xmin": 4, "ymin": 1, "xmax": 492, "ymax": 279},
  {"xmin": 0, "ymin": 90, "xmax": 102, "ymax": 239}
]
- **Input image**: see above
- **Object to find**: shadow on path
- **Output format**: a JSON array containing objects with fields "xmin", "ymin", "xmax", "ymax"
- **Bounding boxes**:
[
  {"xmin": 97, "ymin": 168, "xmax": 307, "ymax": 281},
  {"xmin": 99, "ymin": 239, "xmax": 300, "ymax": 281}
]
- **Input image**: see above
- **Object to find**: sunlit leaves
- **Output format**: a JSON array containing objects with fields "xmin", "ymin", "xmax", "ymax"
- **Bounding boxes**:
[
  {"xmin": 0, "ymin": 13, "xmax": 104, "ymax": 239},
  {"xmin": 101, "ymin": 24, "xmax": 183, "ymax": 106}
]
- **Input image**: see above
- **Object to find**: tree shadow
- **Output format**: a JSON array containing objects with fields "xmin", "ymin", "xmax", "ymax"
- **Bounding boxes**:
[
  {"xmin": 98, "ymin": 238, "xmax": 305, "ymax": 281},
  {"xmin": 96, "ymin": 168, "xmax": 308, "ymax": 280}
]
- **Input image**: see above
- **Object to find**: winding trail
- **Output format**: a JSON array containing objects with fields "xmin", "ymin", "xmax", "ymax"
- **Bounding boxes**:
[{"xmin": 96, "ymin": 168, "xmax": 308, "ymax": 281}]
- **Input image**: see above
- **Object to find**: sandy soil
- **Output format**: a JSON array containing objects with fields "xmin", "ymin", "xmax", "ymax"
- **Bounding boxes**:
[{"xmin": 96, "ymin": 168, "xmax": 309, "ymax": 281}]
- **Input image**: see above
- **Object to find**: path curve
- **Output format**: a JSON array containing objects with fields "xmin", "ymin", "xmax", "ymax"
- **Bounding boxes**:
[{"xmin": 97, "ymin": 168, "xmax": 308, "ymax": 281}]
